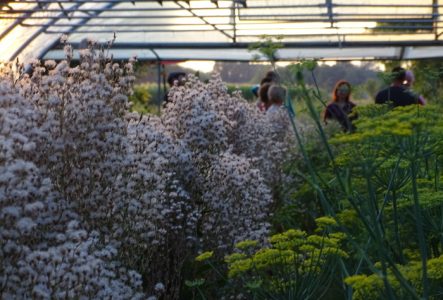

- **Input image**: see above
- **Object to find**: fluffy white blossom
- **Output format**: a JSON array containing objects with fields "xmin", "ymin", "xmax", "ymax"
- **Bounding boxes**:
[{"xmin": 0, "ymin": 43, "xmax": 298, "ymax": 298}]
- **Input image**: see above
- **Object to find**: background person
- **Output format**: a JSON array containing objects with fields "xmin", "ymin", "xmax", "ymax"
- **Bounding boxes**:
[
  {"xmin": 256, "ymin": 71, "xmax": 281, "ymax": 112},
  {"xmin": 375, "ymin": 67, "xmax": 418, "ymax": 107},
  {"xmin": 266, "ymin": 84, "xmax": 286, "ymax": 115},
  {"xmin": 260, "ymin": 70, "xmax": 280, "ymax": 86},
  {"xmin": 324, "ymin": 80, "xmax": 356, "ymax": 132},
  {"xmin": 163, "ymin": 72, "xmax": 187, "ymax": 106},
  {"xmin": 259, "ymin": 82, "xmax": 273, "ymax": 112}
]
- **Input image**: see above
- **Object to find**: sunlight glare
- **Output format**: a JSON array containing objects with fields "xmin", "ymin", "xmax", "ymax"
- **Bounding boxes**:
[{"xmin": 178, "ymin": 60, "xmax": 215, "ymax": 73}]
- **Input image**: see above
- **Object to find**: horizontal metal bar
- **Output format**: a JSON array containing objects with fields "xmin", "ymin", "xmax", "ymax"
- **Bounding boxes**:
[
  {"xmin": 7, "ymin": 1, "xmax": 442, "ymax": 7},
  {"xmin": 237, "ymin": 14, "xmax": 438, "ymax": 19},
  {"xmin": 238, "ymin": 17, "xmax": 440, "ymax": 23},
  {"xmin": 44, "ymin": 28, "xmax": 438, "ymax": 35},
  {"xmin": 43, "ymin": 45, "xmax": 443, "ymax": 62},
  {"xmin": 42, "ymin": 45, "xmax": 439, "ymax": 61},
  {"xmin": 3, "ymin": 3, "xmax": 442, "ymax": 14},
  {"xmin": 235, "ymin": 32, "xmax": 436, "ymax": 37},
  {"xmin": 333, "ymin": 3, "xmax": 442, "ymax": 8},
  {"xmin": 1, "ymin": 8, "xmax": 230, "ymax": 14},
  {"xmin": 45, "ymin": 28, "xmax": 223, "ymax": 33},
  {"xmin": 0, "ymin": 14, "xmax": 233, "ymax": 19},
  {"xmin": 23, "ymin": 22, "xmax": 234, "ymax": 26},
  {"xmin": 41, "ymin": 23, "xmax": 440, "ymax": 32},
  {"xmin": 20, "ymin": 18, "xmax": 442, "ymax": 27},
  {"xmin": 2, "ymin": 12, "xmax": 440, "ymax": 20},
  {"xmin": 57, "ymin": 41, "xmax": 443, "ymax": 49}
]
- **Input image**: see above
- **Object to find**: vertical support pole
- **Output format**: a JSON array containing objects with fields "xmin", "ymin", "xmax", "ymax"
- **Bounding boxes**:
[
  {"xmin": 149, "ymin": 48, "xmax": 162, "ymax": 114},
  {"xmin": 326, "ymin": 0, "xmax": 334, "ymax": 28},
  {"xmin": 432, "ymin": 0, "xmax": 439, "ymax": 40},
  {"xmin": 157, "ymin": 60, "xmax": 162, "ymax": 114},
  {"xmin": 162, "ymin": 63, "xmax": 167, "ymax": 100},
  {"xmin": 232, "ymin": 1, "xmax": 237, "ymax": 43}
]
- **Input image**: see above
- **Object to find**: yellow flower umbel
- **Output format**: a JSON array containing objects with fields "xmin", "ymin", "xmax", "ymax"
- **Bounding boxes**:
[{"xmin": 195, "ymin": 251, "xmax": 214, "ymax": 262}]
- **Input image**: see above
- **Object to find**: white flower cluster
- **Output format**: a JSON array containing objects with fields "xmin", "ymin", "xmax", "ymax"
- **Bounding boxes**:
[
  {"xmin": 1, "ymin": 44, "xmax": 295, "ymax": 298},
  {"xmin": 162, "ymin": 74, "xmax": 295, "ymax": 248},
  {"xmin": 0, "ymin": 60, "xmax": 143, "ymax": 299}
]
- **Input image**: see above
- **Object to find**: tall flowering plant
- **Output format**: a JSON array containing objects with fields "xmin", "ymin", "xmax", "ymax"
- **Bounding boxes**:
[{"xmin": 1, "ymin": 41, "xmax": 296, "ymax": 298}]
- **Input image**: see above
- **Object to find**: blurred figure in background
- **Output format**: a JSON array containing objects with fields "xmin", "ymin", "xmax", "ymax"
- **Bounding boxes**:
[
  {"xmin": 164, "ymin": 72, "xmax": 186, "ymax": 106},
  {"xmin": 250, "ymin": 84, "xmax": 266, "ymax": 111},
  {"xmin": 266, "ymin": 85, "xmax": 286, "ymax": 115},
  {"xmin": 375, "ymin": 67, "xmax": 419, "ymax": 107},
  {"xmin": 260, "ymin": 70, "xmax": 280, "ymax": 86},
  {"xmin": 256, "ymin": 71, "xmax": 281, "ymax": 113},
  {"xmin": 324, "ymin": 80, "xmax": 356, "ymax": 132},
  {"xmin": 258, "ymin": 82, "xmax": 272, "ymax": 112}
]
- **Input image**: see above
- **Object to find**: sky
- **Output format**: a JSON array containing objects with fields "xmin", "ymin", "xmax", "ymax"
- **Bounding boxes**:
[
  {"xmin": 178, "ymin": 60, "xmax": 385, "ymax": 73},
  {"xmin": 178, "ymin": 60, "xmax": 216, "ymax": 73}
]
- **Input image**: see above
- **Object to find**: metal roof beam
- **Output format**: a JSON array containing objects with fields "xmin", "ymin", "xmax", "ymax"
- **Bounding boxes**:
[
  {"xmin": 18, "ymin": 15, "xmax": 443, "ymax": 24},
  {"xmin": 23, "ymin": 23, "xmax": 233, "ymax": 27},
  {"xmin": 21, "ymin": 22, "xmax": 441, "ymax": 28},
  {"xmin": 0, "ymin": 3, "xmax": 42, "ymax": 40},
  {"xmin": 433, "ymin": 0, "xmax": 440, "ymax": 40},
  {"xmin": 237, "ymin": 17, "xmax": 439, "ymax": 23},
  {"xmin": 4, "ymin": 5, "xmax": 442, "ymax": 13},
  {"xmin": 326, "ymin": 0, "xmax": 333, "ymax": 26},
  {"xmin": 4, "ymin": 13, "xmax": 440, "ymax": 19},
  {"xmin": 174, "ymin": 1, "xmax": 234, "ymax": 41},
  {"xmin": 62, "ymin": 41, "xmax": 443, "ymax": 49},
  {"xmin": 38, "ymin": 2, "xmax": 120, "ymax": 60},
  {"xmin": 7, "ymin": 1, "xmax": 85, "ymax": 61},
  {"xmin": 44, "ymin": 29, "xmax": 440, "ymax": 35}
]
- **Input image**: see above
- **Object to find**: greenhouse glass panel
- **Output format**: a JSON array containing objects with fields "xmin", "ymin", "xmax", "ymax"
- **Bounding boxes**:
[{"xmin": 1, "ymin": 0, "xmax": 443, "ymax": 62}]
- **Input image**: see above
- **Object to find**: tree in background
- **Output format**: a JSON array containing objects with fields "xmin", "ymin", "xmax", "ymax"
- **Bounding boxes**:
[{"xmin": 410, "ymin": 60, "xmax": 443, "ymax": 103}]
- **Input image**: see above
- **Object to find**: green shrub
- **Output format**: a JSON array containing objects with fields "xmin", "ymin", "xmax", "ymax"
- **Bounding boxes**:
[
  {"xmin": 128, "ymin": 83, "xmax": 160, "ymax": 114},
  {"xmin": 191, "ymin": 218, "xmax": 348, "ymax": 299}
]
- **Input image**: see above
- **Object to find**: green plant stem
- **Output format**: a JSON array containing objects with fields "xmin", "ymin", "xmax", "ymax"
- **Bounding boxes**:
[
  {"xmin": 289, "ymin": 70, "xmax": 421, "ymax": 299},
  {"xmin": 392, "ymin": 190, "xmax": 405, "ymax": 263},
  {"xmin": 196, "ymin": 286, "xmax": 207, "ymax": 300},
  {"xmin": 410, "ymin": 160, "xmax": 429, "ymax": 299}
]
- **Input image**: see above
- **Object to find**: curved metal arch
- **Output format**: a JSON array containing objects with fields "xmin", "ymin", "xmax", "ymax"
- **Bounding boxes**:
[
  {"xmin": 8, "ymin": 1, "xmax": 135, "ymax": 61},
  {"xmin": 0, "ymin": 3, "xmax": 48, "ymax": 40},
  {"xmin": 39, "ymin": 0, "xmax": 237, "ymax": 60},
  {"xmin": 24, "ymin": 0, "xmax": 233, "ymax": 61},
  {"xmin": 8, "ymin": 2, "xmax": 85, "ymax": 61},
  {"xmin": 37, "ymin": 1, "xmax": 120, "ymax": 61}
]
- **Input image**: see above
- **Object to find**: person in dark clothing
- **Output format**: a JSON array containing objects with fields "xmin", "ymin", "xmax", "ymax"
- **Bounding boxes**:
[
  {"xmin": 324, "ymin": 80, "xmax": 356, "ymax": 132},
  {"xmin": 375, "ymin": 67, "xmax": 419, "ymax": 107},
  {"xmin": 258, "ymin": 82, "xmax": 273, "ymax": 112},
  {"xmin": 167, "ymin": 72, "xmax": 186, "ymax": 87},
  {"xmin": 163, "ymin": 72, "xmax": 186, "ymax": 106}
]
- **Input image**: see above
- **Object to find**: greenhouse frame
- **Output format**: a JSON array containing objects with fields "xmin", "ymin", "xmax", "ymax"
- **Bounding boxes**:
[{"xmin": 1, "ymin": 0, "xmax": 443, "ymax": 63}]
